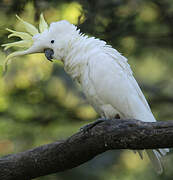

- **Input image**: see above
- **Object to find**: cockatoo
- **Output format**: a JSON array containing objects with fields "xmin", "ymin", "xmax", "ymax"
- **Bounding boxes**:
[{"xmin": 2, "ymin": 14, "xmax": 169, "ymax": 174}]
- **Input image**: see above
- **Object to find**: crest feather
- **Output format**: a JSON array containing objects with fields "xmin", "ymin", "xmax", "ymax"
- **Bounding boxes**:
[
  {"xmin": 3, "ymin": 50, "xmax": 28, "ymax": 73},
  {"xmin": 1, "ymin": 13, "xmax": 49, "ymax": 73},
  {"xmin": 6, "ymin": 28, "xmax": 32, "ymax": 40},
  {"xmin": 16, "ymin": 15, "xmax": 39, "ymax": 35},
  {"xmin": 2, "ymin": 40, "xmax": 32, "ymax": 50},
  {"xmin": 39, "ymin": 13, "xmax": 48, "ymax": 33}
]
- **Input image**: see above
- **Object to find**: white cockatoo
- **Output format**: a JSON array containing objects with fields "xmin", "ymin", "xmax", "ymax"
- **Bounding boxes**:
[{"xmin": 2, "ymin": 14, "xmax": 169, "ymax": 174}]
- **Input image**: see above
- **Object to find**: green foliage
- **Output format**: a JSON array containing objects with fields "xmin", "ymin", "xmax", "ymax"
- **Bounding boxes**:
[
  {"xmin": 0, "ymin": 0, "xmax": 173, "ymax": 179},
  {"xmin": 0, "ymin": 66, "xmax": 2, "ymax": 76}
]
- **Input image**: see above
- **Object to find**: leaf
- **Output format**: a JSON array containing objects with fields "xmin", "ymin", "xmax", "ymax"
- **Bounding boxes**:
[{"xmin": 0, "ymin": 66, "xmax": 3, "ymax": 76}]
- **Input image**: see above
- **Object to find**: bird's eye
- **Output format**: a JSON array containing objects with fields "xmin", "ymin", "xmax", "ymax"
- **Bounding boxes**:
[{"xmin": 51, "ymin": 40, "xmax": 54, "ymax": 44}]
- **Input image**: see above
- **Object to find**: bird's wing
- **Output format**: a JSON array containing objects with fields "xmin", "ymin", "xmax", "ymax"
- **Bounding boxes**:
[
  {"xmin": 103, "ymin": 46, "xmax": 151, "ymax": 112},
  {"xmin": 89, "ymin": 48, "xmax": 155, "ymax": 122},
  {"xmin": 90, "ymin": 47, "xmax": 168, "ymax": 173}
]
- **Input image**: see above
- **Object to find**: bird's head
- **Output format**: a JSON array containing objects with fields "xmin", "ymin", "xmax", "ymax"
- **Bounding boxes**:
[{"xmin": 2, "ymin": 14, "xmax": 79, "ymax": 70}]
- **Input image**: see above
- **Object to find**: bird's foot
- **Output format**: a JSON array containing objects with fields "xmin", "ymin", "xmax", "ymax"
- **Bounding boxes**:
[{"xmin": 80, "ymin": 118, "xmax": 107, "ymax": 132}]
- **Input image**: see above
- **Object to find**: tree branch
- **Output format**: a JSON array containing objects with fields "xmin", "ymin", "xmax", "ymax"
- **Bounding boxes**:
[{"xmin": 0, "ymin": 119, "xmax": 173, "ymax": 180}]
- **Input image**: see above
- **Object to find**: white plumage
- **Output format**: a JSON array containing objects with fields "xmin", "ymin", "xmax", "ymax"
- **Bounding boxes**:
[
  {"xmin": 63, "ymin": 29, "xmax": 169, "ymax": 173},
  {"xmin": 2, "ymin": 17, "xmax": 169, "ymax": 174}
]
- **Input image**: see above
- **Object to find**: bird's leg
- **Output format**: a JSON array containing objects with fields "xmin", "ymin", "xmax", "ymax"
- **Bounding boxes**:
[
  {"xmin": 80, "ymin": 114, "xmax": 121, "ymax": 132},
  {"xmin": 115, "ymin": 114, "xmax": 120, "ymax": 119},
  {"xmin": 80, "ymin": 118, "xmax": 107, "ymax": 132}
]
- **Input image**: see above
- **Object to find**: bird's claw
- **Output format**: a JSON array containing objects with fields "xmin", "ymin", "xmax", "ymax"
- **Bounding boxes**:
[{"xmin": 80, "ymin": 118, "xmax": 106, "ymax": 132}]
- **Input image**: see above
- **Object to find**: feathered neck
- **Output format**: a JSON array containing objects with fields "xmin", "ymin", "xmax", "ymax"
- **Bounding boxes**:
[{"xmin": 63, "ymin": 33, "xmax": 107, "ymax": 81}]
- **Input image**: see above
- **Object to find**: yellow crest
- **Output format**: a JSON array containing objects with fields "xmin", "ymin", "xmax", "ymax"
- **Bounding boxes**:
[{"xmin": 1, "ymin": 13, "xmax": 48, "ymax": 72}]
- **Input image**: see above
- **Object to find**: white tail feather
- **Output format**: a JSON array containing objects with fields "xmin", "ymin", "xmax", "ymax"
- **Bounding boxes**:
[
  {"xmin": 137, "ymin": 150, "xmax": 143, "ymax": 160},
  {"xmin": 136, "ymin": 149, "xmax": 169, "ymax": 174},
  {"xmin": 146, "ymin": 149, "xmax": 167, "ymax": 174}
]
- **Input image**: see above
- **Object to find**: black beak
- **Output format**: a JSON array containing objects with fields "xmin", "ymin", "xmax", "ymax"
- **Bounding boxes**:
[{"xmin": 44, "ymin": 49, "xmax": 54, "ymax": 62}]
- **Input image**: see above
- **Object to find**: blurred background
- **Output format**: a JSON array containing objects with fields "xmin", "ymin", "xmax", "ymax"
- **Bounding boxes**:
[{"xmin": 0, "ymin": 0, "xmax": 173, "ymax": 179}]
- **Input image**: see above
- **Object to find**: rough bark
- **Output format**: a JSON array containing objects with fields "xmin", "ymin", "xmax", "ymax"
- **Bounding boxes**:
[{"xmin": 0, "ymin": 119, "xmax": 173, "ymax": 180}]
